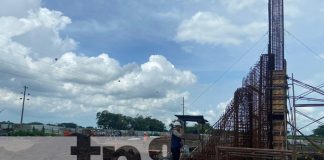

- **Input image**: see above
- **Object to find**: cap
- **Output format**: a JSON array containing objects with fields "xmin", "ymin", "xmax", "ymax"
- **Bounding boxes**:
[{"xmin": 174, "ymin": 121, "xmax": 181, "ymax": 126}]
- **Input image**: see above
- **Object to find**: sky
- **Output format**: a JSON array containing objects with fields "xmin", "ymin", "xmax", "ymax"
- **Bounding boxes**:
[{"xmin": 0, "ymin": 0, "xmax": 323, "ymax": 134}]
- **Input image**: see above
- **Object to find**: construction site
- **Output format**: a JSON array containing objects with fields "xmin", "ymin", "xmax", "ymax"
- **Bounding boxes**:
[
  {"xmin": 174, "ymin": 0, "xmax": 324, "ymax": 159},
  {"xmin": 0, "ymin": 0, "xmax": 324, "ymax": 160}
]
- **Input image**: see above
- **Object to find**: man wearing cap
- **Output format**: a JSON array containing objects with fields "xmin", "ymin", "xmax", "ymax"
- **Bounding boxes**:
[{"xmin": 171, "ymin": 121, "xmax": 184, "ymax": 160}]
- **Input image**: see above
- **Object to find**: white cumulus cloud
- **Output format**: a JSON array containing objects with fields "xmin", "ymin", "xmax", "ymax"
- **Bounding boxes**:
[
  {"xmin": 0, "ymin": 7, "xmax": 76, "ymax": 58},
  {"xmin": 175, "ymin": 12, "xmax": 267, "ymax": 45},
  {"xmin": 0, "ymin": 0, "xmax": 42, "ymax": 17},
  {"xmin": 320, "ymin": 54, "xmax": 324, "ymax": 59},
  {"xmin": 222, "ymin": 0, "xmax": 257, "ymax": 12},
  {"xmin": 0, "ymin": 1, "xmax": 196, "ymax": 126}
]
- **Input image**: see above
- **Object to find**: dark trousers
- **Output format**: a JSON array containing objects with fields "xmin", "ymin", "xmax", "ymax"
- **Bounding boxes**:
[{"xmin": 171, "ymin": 148, "xmax": 180, "ymax": 160}]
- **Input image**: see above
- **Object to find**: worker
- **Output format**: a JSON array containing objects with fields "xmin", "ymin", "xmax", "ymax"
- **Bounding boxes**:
[
  {"xmin": 143, "ymin": 131, "xmax": 149, "ymax": 148},
  {"xmin": 171, "ymin": 121, "xmax": 184, "ymax": 160},
  {"xmin": 143, "ymin": 131, "xmax": 149, "ymax": 141}
]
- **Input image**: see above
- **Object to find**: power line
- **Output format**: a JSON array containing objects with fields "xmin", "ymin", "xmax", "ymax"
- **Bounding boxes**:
[
  {"xmin": 0, "ymin": 108, "xmax": 5, "ymax": 114},
  {"xmin": 299, "ymin": 115, "xmax": 324, "ymax": 131},
  {"xmin": 188, "ymin": 32, "xmax": 268, "ymax": 107},
  {"xmin": 285, "ymin": 30, "xmax": 324, "ymax": 62},
  {"xmin": 296, "ymin": 110, "xmax": 324, "ymax": 126}
]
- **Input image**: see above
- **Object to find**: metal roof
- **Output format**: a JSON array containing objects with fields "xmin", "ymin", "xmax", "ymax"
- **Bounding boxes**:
[{"xmin": 175, "ymin": 115, "xmax": 208, "ymax": 124}]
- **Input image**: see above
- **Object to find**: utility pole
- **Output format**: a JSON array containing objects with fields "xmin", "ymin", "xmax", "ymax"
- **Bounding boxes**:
[
  {"xmin": 20, "ymin": 86, "xmax": 30, "ymax": 126},
  {"xmin": 182, "ymin": 97, "xmax": 185, "ymax": 115}
]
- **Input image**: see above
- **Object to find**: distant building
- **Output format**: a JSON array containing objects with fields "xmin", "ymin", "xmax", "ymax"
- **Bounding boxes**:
[
  {"xmin": 0, "ymin": 122, "xmax": 14, "ymax": 130},
  {"xmin": 22, "ymin": 124, "xmax": 65, "ymax": 135}
]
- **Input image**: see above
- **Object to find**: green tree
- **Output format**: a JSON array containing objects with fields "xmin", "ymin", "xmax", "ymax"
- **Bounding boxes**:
[
  {"xmin": 133, "ymin": 115, "xmax": 147, "ymax": 130},
  {"xmin": 185, "ymin": 123, "xmax": 213, "ymax": 133},
  {"xmin": 313, "ymin": 125, "xmax": 324, "ymax": 136},
  {"xmin": 58, "ymin": 123, "xmax": 77, "ymax": 128},
  {"xmin": 97, "ymin": 111, "xmax": 132, "ymax": 130},
  {"xmin": 132, "ymin": 115, "xmax": 165, "ymax": 131},
  {"xmin": 28, "ymin": 122, "xmax": 43, "ymax": 125},
  {"xmin": 96, "ymin": 110, "xmax": 165, "ymax": 131},
  {"xmin": 97, "ymin": 111, "xmax": 115, "ymax": 129}
]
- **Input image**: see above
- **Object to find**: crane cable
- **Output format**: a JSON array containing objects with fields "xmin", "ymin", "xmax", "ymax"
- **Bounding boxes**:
[
  {"xmin": 285, "ymin": 30, "xmax": 324, "ymax": 62},
  {"xmin": 189, "ymin": 32, "xmax": 268, "ymax": 107}
]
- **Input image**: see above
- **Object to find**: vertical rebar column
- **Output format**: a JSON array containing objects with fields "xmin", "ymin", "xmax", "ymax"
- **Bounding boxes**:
[
  {"xmin": 269, "ymin": 0, "xmax": 284, "ymax": 70},
  {"xmin": 269, "ymin": 0, "xmax": 287, "ymax": 150}
]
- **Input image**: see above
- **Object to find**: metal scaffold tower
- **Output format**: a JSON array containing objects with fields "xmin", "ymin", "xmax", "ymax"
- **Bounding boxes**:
[
  {"xmin": 187, "ymin": 0, "xmax": 324, "ymax": 159},
  {"xmin": 188, "ymin": 0, "xmax": 289, "ymax": 159},
  {"xmin": 187, "ymin": 0, "xmax": 324, "ymax": 160}
]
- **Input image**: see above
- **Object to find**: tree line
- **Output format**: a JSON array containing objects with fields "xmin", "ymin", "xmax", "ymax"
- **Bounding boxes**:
[
  {"xmin": 313, "ymin": 125, "xmax": 324, "ymax": 136},
  {"xmin": 96, "ymin": 110, "xmax": 166, "ymax": 132}
]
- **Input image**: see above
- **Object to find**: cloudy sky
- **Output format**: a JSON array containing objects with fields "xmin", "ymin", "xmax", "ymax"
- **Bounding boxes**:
[{"xmin": 0, "ymin": 0, "xmax": 323, "ymax": 134}]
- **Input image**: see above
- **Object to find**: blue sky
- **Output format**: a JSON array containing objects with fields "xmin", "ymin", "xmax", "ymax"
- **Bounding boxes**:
[{"xmin": 0, "ymin": 0, "xmax": 323, "ymax": 134}]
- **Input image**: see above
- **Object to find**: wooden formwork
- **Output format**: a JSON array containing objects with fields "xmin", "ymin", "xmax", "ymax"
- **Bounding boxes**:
[{"xmin": 271, "ymin": 70, "xmax": 287, "ymax": 150}]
